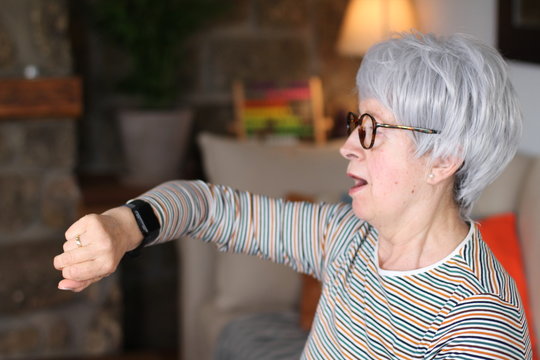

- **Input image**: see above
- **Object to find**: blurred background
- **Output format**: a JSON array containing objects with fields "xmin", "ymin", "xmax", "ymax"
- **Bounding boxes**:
[{"xmin": 0, "ymin": 0, "xmax": 539, "ymax": 359}]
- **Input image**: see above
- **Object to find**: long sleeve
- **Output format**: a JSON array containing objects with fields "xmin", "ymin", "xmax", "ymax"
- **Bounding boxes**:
[{"xmin": 136, "ymin": 180, "xmax": 361, "ymax": 279}]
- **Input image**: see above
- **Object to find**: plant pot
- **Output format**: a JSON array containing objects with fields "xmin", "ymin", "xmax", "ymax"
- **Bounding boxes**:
[{"xmin": 118, "ymin": 108, "xmax": 193, "ymax": 187}]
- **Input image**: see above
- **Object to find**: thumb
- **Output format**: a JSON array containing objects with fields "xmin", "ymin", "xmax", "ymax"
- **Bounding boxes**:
[{"xmin": 58, "ymin": 278, "xmax": 100, "ymax": 292}]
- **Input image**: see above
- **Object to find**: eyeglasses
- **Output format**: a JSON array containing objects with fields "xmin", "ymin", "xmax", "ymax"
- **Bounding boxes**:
[{"xmin": 346, "ymin": 112, "xmax": 440, "ymax": 149}]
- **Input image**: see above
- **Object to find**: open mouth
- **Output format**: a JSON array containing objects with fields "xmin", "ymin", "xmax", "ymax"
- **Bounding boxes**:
[{"xmin": 347, "ymin": 173, "xmax": 368, "ymax": 194}]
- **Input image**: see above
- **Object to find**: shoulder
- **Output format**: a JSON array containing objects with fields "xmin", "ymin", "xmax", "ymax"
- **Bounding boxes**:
[
  {"xmin": 428, "ymin": 293, "xmax": 530, "ymax": 359},
  {"xmin": 450, "ymin": 225, "xmax": 522, "ymax": 308},
  {"xmin": 445, "ymin": 292, "xmax": 524, "ymax": 326},
  {"xmin": 426, "ymin": 226, "xmax": 531, "ymax": 358}
]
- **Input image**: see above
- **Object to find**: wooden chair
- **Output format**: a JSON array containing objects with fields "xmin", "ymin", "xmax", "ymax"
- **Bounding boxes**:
[{"xmin": 232, "ymin": 77, "xmax": 332, "ymax": 144}]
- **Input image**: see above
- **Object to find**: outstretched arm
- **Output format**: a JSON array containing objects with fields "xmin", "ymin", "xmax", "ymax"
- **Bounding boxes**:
[{"xmin": 54, "ymin": 180, "xmax": 357, "ymax": 292}]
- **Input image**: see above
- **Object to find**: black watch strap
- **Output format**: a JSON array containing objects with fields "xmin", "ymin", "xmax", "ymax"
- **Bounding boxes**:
[{"xmin": 124, "ymin": 199, "xmax": 160, "ymax": 256}]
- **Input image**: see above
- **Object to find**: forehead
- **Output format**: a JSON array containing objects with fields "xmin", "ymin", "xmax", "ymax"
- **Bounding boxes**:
[{"xmin": 359, "ymin": 98, "xmax": 396, "ymax": 124}]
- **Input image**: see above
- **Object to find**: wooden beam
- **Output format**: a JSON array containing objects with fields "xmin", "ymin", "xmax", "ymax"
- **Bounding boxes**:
[{"xmin": 0, "ymin": 77, "xmax": 82, "ymax": 119}]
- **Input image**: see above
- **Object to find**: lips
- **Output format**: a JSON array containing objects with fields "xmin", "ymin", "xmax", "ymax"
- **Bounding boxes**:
[{"xmin": 347, "ymin": 173, "xmax": 368, "ymax": 195}]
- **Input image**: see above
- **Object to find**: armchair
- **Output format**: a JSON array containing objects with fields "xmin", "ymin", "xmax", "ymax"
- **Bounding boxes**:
[{"xmin": 177, "ymin": 133, "xmax": 539, "ymax": 360}]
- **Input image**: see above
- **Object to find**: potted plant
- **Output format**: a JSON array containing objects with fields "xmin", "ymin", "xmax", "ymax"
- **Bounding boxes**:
[{"xmin": 90, "ymin": 0, "xmax": 227, "ymax": 186}]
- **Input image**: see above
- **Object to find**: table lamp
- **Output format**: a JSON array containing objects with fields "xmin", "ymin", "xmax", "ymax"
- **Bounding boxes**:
[{"xmin": 337, "ymin": 0, "xmax": 417, "ymax": 56}]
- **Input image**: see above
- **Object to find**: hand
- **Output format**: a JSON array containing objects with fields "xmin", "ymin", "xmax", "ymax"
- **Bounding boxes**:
[{"xmin": 53, "ymin": 206, "xmax": 143, "ymax": 292}]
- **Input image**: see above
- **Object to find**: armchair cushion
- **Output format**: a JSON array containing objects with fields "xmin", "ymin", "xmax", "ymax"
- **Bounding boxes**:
[
  {"xmin": 198, "ymin": 133, "xmax": 350, "ymax": 198},
  {"xmin": 216, "ymin": 253, "xmax": 300, "ymax": 311}
]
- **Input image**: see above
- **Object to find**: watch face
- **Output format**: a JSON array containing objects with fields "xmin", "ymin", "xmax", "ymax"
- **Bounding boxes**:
[
  {"xmin": 133, "ymin": 211, "xmax": 149, "ymax": 234},
  {"xmin": 126, "ymin": 200, "xmax": 160, "ymax": 249}
]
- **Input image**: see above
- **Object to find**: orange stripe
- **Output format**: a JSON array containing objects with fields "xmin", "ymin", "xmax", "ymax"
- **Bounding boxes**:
[
  {"xmin": 448, "ymin": 310, "xmax": 520, "ymax": 327},
  {"xmin": 439, "ymin": 346, "xmax": 518, "ymax": 359},
  {"xmin": 437, "ymin": 328, "xmax": 523, "ymax": 350}
]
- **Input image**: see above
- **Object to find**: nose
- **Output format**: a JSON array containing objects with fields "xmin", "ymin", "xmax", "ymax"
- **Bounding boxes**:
[{"xmin": 340, "ymin": 131, "xmax": 365, "ymax": 161}]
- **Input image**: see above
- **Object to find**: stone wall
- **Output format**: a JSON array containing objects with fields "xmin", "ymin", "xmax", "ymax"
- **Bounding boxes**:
[{"xmin": 0, "ymin": 0, "xmax": 121, "ymax": 358}]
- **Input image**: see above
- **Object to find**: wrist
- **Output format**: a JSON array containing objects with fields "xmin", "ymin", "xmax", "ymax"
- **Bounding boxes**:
[{"xmin": 102, "ymin": 206, "xmax": 144, "ymax": 252}]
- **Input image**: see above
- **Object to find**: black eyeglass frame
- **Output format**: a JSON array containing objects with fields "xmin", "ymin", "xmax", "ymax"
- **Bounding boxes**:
[{"xmin": 346, "ymin": 112, "xmax": 440, "ymax": 150}]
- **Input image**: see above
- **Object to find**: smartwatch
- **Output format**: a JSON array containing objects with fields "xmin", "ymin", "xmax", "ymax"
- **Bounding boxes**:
[{"xmin": 123, "ymin": 199, "xmax": 160, "ymax": 256}]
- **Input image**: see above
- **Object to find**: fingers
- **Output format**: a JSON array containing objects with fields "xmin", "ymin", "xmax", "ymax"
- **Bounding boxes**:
[
  {"xmin": 60, "ymin": 254, "xmax": 118, "ymax": 281},
  {"xmin": 65, "ymin": 214, "xmax": 91, "ymax": 241},
  {"xmin": 54, "ymin": 247, "xmax": 92, "ymax": 270},
  {"xmin": 61, "ymin": 243, "xmax": 117, "ymax": 275},
  {"xmin": 63, "ymin": 234, "xmax": 85, "ymax": 252},
  {"xmin": 55, "ymin": 245, "xmax": 117, "ymax": 282},
  {"xmin": 63, "ymin": 214, "xmax": 93, "ymax": 253}
]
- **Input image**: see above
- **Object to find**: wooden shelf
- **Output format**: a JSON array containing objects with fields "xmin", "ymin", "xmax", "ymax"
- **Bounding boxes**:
[{"xmin": 0, "ymin": 77, "xmax": 82, "ymax": 119}]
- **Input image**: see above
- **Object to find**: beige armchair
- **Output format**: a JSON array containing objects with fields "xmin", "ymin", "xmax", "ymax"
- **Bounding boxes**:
[{"xmin": 177, "ymin": 133, "xmax": 540, "ymax": 360}]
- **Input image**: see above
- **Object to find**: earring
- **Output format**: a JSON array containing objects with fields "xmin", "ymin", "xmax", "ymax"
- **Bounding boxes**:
[{"xmin": 428, "ymin": 173, "xmax": 434, "ymax": 179}]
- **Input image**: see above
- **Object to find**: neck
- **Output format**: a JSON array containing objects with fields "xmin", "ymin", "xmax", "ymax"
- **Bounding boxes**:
[{"xmin": 374, "ymin": 187, "xmax": 469, "ymax": 272}]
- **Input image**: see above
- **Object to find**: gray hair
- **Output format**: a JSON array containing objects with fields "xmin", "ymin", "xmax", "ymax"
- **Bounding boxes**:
[{"xmin": 356, "ymin": 32, "xmax": 522, "ymax": 218}]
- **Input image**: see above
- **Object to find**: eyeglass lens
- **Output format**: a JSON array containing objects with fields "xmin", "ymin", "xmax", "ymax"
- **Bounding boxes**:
[
  {"xmin": 347, "ymin": 113, "xmax": 375, "ymax": 149},
  {"xmin": 360, "ymin": 114, "xmax": 374, "ymax": 148}
]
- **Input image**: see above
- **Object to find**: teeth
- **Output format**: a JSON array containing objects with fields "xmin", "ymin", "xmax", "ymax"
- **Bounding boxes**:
[{"xmin": 353, "ymin": 177, "xmax": 367, "ymax": 186}]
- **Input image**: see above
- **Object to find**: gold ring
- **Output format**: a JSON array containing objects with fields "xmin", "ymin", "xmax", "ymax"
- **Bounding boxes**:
[{"xmin": 75, "ymin": 235, "xmax": 82, "ymax": 248}]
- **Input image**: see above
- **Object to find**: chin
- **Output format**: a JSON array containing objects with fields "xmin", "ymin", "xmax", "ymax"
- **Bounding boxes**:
[{"xmin": 351, "ymin": 198, "xmax": 372, "ymax": 222}]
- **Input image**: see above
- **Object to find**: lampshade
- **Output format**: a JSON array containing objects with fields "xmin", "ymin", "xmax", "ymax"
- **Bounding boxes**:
[{"xmin": 337, "ymin": 0, "xmax": 417, "ymax": 56}]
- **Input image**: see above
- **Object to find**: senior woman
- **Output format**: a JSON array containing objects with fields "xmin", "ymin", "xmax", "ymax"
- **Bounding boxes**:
[{"xmin": 54, "ymin": 32, "xmax": 532, "ymax": 359}]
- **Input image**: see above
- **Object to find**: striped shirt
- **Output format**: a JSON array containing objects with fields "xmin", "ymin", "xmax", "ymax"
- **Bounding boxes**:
[{"xmin": 139, "ymin": 180, "xmax": 532, "ymax": 359}]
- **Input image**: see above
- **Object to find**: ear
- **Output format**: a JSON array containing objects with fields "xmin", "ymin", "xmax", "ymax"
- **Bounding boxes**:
[{"xmin": 427, "ymin": 156, "xmax": 463, "ymax": 185}]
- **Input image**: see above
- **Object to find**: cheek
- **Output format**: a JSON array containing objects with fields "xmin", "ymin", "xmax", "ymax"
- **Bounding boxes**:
[
  {"xmin": 371, "ymin": 160, "xmax": 404, "ymax": 188},
  {"xmin": 371, "ymin": 160, "xmax": 419, "ymax": 198}
]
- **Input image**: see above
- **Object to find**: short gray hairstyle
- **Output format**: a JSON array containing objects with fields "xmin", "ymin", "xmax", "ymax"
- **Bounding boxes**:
[{"xmin": 356, "ymin": 32, "xmax": 522, "ymax": 218}]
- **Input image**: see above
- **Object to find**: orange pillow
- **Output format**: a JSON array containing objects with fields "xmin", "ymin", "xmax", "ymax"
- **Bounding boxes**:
[
  {"xmin": 285, "ymin": 193, "xmax": 324, "ymax": 332},
  {"xmin": 478, "ymin": 213, "xmax": 537, "ymax": 358},
  {"xmin": 299, "ymin": 274, "xmax": 322, "ymax": 331}
]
